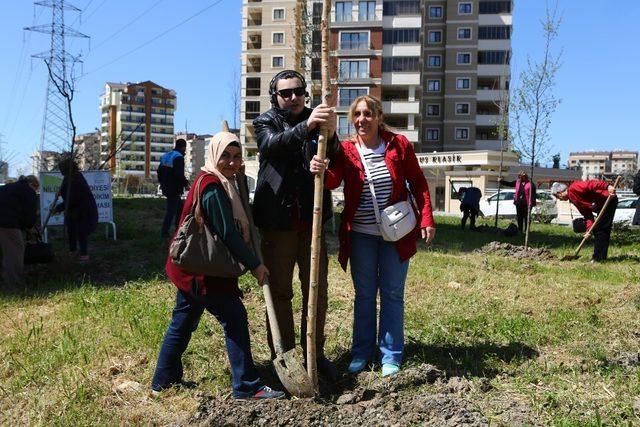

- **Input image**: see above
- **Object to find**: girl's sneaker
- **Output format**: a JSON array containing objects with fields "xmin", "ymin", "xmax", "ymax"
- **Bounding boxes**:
[{"xmin": 382, "ymin": 363, "xmax": 400, "ymax": 377}]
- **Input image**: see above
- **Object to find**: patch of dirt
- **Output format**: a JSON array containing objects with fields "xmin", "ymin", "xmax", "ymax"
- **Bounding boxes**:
[
  {"xmin": 606, "ymin": 352, "xmax": 640, "ymax": 368},
  {"xmin": 475, "ymin": 241, "xmax": 555, "ymax": 261},
  {"xmin": 191, "ymin": 365, "xmax": 491, "ymax": 426}
]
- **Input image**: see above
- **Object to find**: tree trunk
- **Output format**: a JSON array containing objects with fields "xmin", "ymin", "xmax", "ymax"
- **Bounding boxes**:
[{"xmin": 306, "ymin": 0, "xmax": 332, "ymax": 393}]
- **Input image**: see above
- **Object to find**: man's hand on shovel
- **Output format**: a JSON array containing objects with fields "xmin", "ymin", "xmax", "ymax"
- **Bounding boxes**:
[{"xmin": 251, "ymin": 264, "xmax": 270, "ymax": 286}]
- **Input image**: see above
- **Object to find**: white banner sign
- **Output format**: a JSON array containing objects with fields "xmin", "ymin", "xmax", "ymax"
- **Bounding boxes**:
[{"xmin": 39, "ymin": 170, "xmax": 114, "ymax": 227}]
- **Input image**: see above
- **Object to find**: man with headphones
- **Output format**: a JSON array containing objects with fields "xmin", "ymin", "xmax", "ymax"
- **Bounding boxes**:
[{"xmin": 252, "ymin": 69, "xmax": 339, "ymax": 380}]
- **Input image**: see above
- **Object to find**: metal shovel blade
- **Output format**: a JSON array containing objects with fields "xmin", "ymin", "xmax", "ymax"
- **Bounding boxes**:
[{"xmin": 273, "ymin": 347, "xmax": 315, "ymax": 398}]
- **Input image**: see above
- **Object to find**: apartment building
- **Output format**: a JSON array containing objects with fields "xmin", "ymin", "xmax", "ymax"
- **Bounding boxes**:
[
  {"xmin": 240, "ymin": 0, "xmax": 512, "ymax": 154},
  {"xmin": 241, "ymin": 0, "xmax": 299, "ymax": 156},
  {"xmin": 422, "ymin": 0, "xmax": 512, "ymax": 152},
  {"xmin": 99, "ymin": 81, "xmax": 176, "ymax": 180},
  {"xmin": 569, "ymin": 150, "xmax": 638, "ymax": 180},
  {"xmin": 75, "ymin": 131, "xmax": 101, "ymax": 171},
  {"xmin": 176, "ymin": 132, "xmax": 212, "ymax": 179}
]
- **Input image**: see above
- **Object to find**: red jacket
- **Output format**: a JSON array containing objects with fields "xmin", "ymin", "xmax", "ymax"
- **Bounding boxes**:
[
  {"xmin": 165, "ymin": 173, "xmax": 241, "ymax": 296},
  {"xmin": 324, "ymin": 130, "xmax": 434, "ymax": 271},
  {"xmin": 568, "ymin": 180, "xmax": 613, "ymax": 229}
]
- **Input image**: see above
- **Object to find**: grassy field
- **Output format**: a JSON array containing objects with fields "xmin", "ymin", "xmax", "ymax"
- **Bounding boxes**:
[{"xmin": 1, "ymin": 198, "xmax": 640, "ymax": 425}]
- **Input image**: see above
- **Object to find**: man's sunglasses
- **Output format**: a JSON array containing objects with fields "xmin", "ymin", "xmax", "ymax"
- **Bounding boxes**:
[{"xmin": 276, "ymin": 87, "xmax": 306, "ymax": 99}]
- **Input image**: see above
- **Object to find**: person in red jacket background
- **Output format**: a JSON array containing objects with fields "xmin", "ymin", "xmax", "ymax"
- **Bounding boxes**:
[
  {"xmin": 551, "ymin": 180, "xmax": 617, "ymax": 261},
  {"xmin": 310, "ymin": 95, "xmax": 435, "ymax": 377}
]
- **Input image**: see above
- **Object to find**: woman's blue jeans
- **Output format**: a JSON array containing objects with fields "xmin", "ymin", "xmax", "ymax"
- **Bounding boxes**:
[
  {"xmin": 349, "ymin": 231, "xmax": 409, "ymax": 366},
  {"xmin": 152, "ymin": 289, "xmax": 262, "ymax": 398}
]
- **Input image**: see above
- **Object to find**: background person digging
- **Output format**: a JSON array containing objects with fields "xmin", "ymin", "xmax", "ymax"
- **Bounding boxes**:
[
  {"xmin": 458, "ymin": 186, "xmax": 482, "ymax": 231},
  {"xmin": 252, "ymin": 69, "xmax": 340, "ymax": 380},
  {"xmin": 552, "ymin": 180, "xmax": 618, "ymax": 262}
]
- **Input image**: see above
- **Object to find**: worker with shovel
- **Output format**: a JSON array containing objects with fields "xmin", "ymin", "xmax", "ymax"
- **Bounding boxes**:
[
  {"xmin": 252, "ymin": 69, "xmax": 340, "ymax": 381},
  {"xmin": 551, "ymin": 180, "xmax": 618, "ymax": 262}
]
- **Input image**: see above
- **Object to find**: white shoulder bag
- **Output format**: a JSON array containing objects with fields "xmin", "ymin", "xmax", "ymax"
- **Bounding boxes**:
[{"xmin": 356, "ymin": 142, "xmax": 417, "ymax": 242}]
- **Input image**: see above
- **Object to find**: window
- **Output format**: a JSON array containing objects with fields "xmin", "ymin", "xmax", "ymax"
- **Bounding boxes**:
[
  {"xmin": 383, "ymin": 29, "xmax": 420, "ymax": 44},
  {"xmin": 478, "ymin": 26, "xmax": 511, "ymax": 39},
  {"xmin": 427, "ymin": 80, "xmax": 441, "ymax": 92},
  {"xmin": 312, "ymin": 30, "xmax": 321, "ymax": 51},
  {"xmin": 457, "ymin": 27, "xmax": 472, "ymax": 39},
  {"xmin": 335, "ymin": 1, "xmax": 352, "ymax": 22},
  {"xmin": 383, "ymin": 1, "xmax": 420, "ymax": 16},
  {"xmin": 359, "ymin": 1, "xmax": 376, "ymax": 21},
  {"xmin": 429, "ymin": 6, "xmax": 443, "ymax": 18},
  {"xmin": 339, "ymin": 60, "xmax": 369, "ymax": 79},
  {"xmin": 426, "ymin": 104, "xmax": 440, "ymax": 116},
  {"xmin": 479, "ymin": 1, "xmax": 512, "ymax": 14},
  {"xmin": 339, "ymin": 88, "xmax": 368, "ymax": 106},
  {"xmin": 458, "ymin": 2, "xmax": 472, "ymax": 14},
  {"xmin": 427, "ymin": 55, "xmax": 442, "ymax": 67},
  {"xmin": 382, "ymin": 56, "xmax": 420, "ymax": 72},
  {"xmin": 312, "ymin": 2, "xmax": 323, "ymax": 24},
  {"xmin": 311, "ymin": 58, "xmax": 321, "ymax": 80},
  {"xmin": 455, "ymin": 128, "xmax": 469, "ymax": 140},
  {"xmin": 456, "ymin": 77, "xmax": 471, "ymax": 89},
  {"xmin": 340, "ymin": 31, "xmax": 369, "ymax": 50},
  {"xmin": 455, "ymin": 103, "xmax": 470, "ymax": 114},
  {"xmin": 457, "ymin": 52, "xmax": 471, "ymax": 64},
  {"xmin": 273, "ymin": 8, "xmax": 285, "ymax": 20},
  {"xmin": 428, "ymin": 30, "xmax": 442, "ymax": 43},
  {"xmin": 272, "ymin": 56, "xmax": 284, "ymax": 68},
  {"xmin": 338, "ymin": 116, "xmax": 355, "ymax": 135},
  {"xmin": 478, "ymin": 50, "xmax": 510, "ymax": 64},
  {"xmin": 245, "ymin": 101, "xmax": 261, "ymax": 119},
  {"xmin": 246, "ymin": 77, "xmax": 260, "ymax": 96},
  {"xmin": 272, "ymin": 32, "xmax": 284, "ymax": 44},
  {"xmin": 426, "ymin": 129, "xmax": 440, "ymax": 140}
]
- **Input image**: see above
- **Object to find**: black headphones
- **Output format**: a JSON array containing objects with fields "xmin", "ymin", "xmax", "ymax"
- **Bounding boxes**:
[{"xmin": 268, "ymin": 69, "xmax": 309, "ymax": 106}]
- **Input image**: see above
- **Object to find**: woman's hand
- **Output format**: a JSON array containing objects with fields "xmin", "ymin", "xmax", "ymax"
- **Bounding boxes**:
[
  {"xmin": 607, "ymin": 185, "xmax": 616, "ymax": 196},
  {"xmin": 309, "ymin": 155, "xmax": 329, "ymax": 175},
  {"xmin": 421, "ymin": 227, "xmax": 436, "ymax": 246},
  {"xmin": 251, "ymin": 264, "xmax": 270, "ymax": 285}
]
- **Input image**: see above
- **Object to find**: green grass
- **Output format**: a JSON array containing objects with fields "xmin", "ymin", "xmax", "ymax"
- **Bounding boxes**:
[{"xmin": 1, "ymin": 199, "xmax": 640, "ymax": 425}]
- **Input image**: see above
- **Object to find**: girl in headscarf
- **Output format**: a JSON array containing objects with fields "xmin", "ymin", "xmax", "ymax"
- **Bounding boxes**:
[{"xmin": 152, "ymin": 132, "xmax": 284, "ymax": 400}]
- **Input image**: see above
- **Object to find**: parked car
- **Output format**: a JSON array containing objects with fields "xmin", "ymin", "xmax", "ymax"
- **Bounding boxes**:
[
  {"xmin": 614, "ymin": 198, "xmax": 638, "ymax": 224},
  {"xmin": 479, "ymin": 190, "xmax": 557, "ymax": 219}
]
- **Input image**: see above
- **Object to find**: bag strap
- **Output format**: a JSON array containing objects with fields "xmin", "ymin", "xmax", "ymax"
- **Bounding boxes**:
[
  {"xmin": 192, "ymin": 174, "xmax": 209, "ymax": 229},
  {"xmin": 355, "ymin": 142, "xmax": 382, "ymax": 226}
]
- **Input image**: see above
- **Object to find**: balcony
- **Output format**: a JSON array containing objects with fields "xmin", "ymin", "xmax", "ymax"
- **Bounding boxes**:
[
  {"xmin": 382, "ymin": 100, "xmax": 419, "ymax": 115},
  {"xmin": 247, "ymin": 34, "xmax": 262, "ymax": 50},
  {"xmin": 337, "ymin": 42, "xmax": 374, "ymax": 56},
  {"xmin": 381, "ymin": 72, "xmax": 420, "ymax": 85},
  {"xmin": 476, "ymin": 114, "xmax": 502, "ymax": 126},
  {"xmin": 478, "ymin": 64, "xmax": 511, "ymax": 76},
  {"xmin": 475, "ymin": 140, "xmax": 503, "ymax": 151},
  {"xmin": 382, "ymin": 44, "xmax": 420, "ymax": 57},
  {"xmin": 247, "ymin": 18, "xmax": 262, "ymax": 27},
  {"xmin": 247, "ymin": 58, "xmax": 261, "ymax": 73},
  {"xmin": 477, "ymin": 89, "xmax": 507, "ymax": 102}
]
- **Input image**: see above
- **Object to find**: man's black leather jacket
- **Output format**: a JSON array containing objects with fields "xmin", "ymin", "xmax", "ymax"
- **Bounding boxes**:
[{"xmin": 252, "ymin": 106, "xmax": 339, "ymax": 230}]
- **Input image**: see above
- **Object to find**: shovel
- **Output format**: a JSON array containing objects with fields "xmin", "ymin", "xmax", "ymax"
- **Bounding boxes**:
[
  {"xmin": 236, "ymin": 169, "xmax": 315, "ymax": 398},
  {"xmin": 561, "ymin": 176, "xmax": 620, "ymax": 261}
]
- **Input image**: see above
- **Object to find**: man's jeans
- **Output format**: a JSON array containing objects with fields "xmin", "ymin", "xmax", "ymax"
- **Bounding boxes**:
[
  {"xmin": 152, "ymin": 290, "xmax": 262, "ymax": 398},
  {"xmin": 161, "ymin": 195, "xmax": 183, "ymax": 237},
  {"xmin": 349, "ymin": 231, "xmax": 409, "ymax": 366}
]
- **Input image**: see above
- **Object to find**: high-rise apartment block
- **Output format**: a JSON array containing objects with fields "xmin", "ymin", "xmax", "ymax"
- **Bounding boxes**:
[
  {"xmin": 75, "ymin": 131, "xmax": 101, "ymax": 171},
  {"xmin": 176, "ymin": 132, "xmax": 212, "ymax": 179},
  {"xmin": 99, "ymin": 81, "xmax": 176, "ymax": 180},
  {"xmin": 240, "ymin": 0, "xmax": 512, "ymax": 153},
  {"xmin": 569, "ymin": 150, "xmax": 638, "ymax": 180}
]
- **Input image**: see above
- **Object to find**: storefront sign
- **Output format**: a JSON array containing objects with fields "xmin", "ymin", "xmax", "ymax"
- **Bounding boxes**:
[{"xmin": 417, "ymin": 153, "xmax": 464, "ymax": 166}]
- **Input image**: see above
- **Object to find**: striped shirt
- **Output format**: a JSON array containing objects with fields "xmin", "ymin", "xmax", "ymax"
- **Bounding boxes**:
[{"xmin": 352, "ymin": 142, "xmax": 392, "ymax": 236}]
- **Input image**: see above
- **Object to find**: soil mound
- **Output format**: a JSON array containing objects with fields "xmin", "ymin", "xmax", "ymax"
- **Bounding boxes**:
[
  {"xmin": 475, "ymin": 241, "xmax": 555, "ymax": 261},
  {"xmin": 191, "ymin": 364, "xmax": 489, "ymax": 426}
]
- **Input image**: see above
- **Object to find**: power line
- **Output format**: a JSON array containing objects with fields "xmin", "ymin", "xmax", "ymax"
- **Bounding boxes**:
[
  {"xmin": 82, "ymin": 0, "xmax": 225, "ymax": 76},
  {"xmin": 89, "ymin": 0, "xmax": 165, "ymax": 53}
]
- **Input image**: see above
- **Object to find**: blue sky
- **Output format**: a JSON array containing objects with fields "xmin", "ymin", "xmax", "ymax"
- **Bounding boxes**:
[{"xmin": 0, "ymin": 0, "xmax": 638, "ymax": 175}]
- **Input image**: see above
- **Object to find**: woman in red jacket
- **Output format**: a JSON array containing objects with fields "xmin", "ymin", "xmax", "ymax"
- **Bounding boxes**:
[
  {"xmin": 311, "ymin": 95, "xmax": 435, "ymax": 377},
  {"xmin": 551, "ymin": 180, "xmax": 617, "ymax": 261}
]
